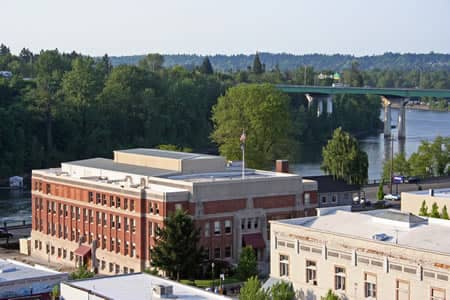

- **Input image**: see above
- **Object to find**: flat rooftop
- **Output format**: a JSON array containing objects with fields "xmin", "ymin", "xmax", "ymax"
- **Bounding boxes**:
[
  {"xmin": 276, "ymin": 209, "xmax": 450, "ymax": 254},
  {"xmin": 166, "ymin": 169, "xmax": 297, "ymax": 182},
  {"xmin": 0, "ymin": 259, "xmax": 63, "ymax": 283},
  {"xmin": 404, "ymin": 188, "xmax": 450, "ymax": 198},
  {"xmin": 116, "ymin": 148, "xmax": 218, "ymax": 160},
  {"xmin": 64, "ymin": 273, "xmax": 231, "ymax": 300}
]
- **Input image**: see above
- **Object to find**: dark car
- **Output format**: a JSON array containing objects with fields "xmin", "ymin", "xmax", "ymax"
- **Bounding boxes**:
[
  {"xmin": 0, "ymin": 229, "xmax": 13, "ymax": 239},
  {"xmin": 406, "ymin": 176, "xmax": 420, "ymax": 184}
]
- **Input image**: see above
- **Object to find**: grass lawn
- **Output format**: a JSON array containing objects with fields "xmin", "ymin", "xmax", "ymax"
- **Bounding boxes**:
[{"xmin": 181, "ymin": 276, "xmax": 241, "ymax": 288}]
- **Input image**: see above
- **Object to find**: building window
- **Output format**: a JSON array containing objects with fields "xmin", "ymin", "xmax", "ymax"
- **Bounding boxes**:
[
  {"xmin": 321, "ymin": 196, "xmax": 327, "ymax": 203},
  {"xmin": 116, "ymin": 197, "xmax": 121, "ymax": 208},
  {"xmin": 96, "ymin": 193, "xmax": 101, "ymax": 204},
  {"xmin": 205, "ymin": 223, "xmax": 210, "ymax": 237},
  {"xmin": 102, "ymin": 236, "xmax": 106, "ymax": 249},
  {"xmin": 116, "ymin": 240, "xmax": 121, "ymax": 253},
  {"xmin": 241, "ymin": 219, "xmax": 245, "ymax": 230},
  {"xmin": 103, "ymin": 213, "xmax": 107, "ymax": 226},
  {"xmin": 431, "ymin": 287, "xmax": 446, "ymax": 300},
  {"xmin": 149, "ymin": 202, "xmax": 153, "ymax": 213},
  {"xmin": 224, "ymin": 220, "xmax": 232, "ymax": 234},
  {"xmin": 101, "ymin": 260, "xmax": 106, "ymax": 270},
  {"xmin": 116, "ymin": 216, "xmax": 121, "ymax": 230},
  {"xmin": 155, "ymin": 203, "xmax": 159, "ymax": 215},
  {"xmin": 332, "ymin": 195, "xmax": 337, "ymax": 202},
  {"xmin": 125, "ymin": 242, "xmax": 129, "ymax": 255},
  {"xmin": 214, "ymin": 247, "xmax": 221, "ymax": 259},
  {"xmin": 46, "ymin": 183, "xmax": 51, "ymax": 194},
  {"xmin": 88, "ymin": 192, "xmax": 93, "ymax": 202},
  {"xmin": 109, "ymin": 262, "xmax": 114, "ymax": 273},
  {"xmin": 396, "ymin": 280, "xmax": 409, "ymax": 300},
  {"xmin": 102, "ymin": 194, "xmax": 107, "ymax": 205},
  {"xmin": 110, "ymin": 196, "xmax": 115, "ymax": 207},
  {"xmin": 279, "ymin": 254, "xmax": 289, "ymax": 277},
  {"xmin": 130, "ymin": 199, "xmax": 135, "ymax": 211},
  {"xmin": 115, "ymin": 264, "xmax": 120, "ymax": 274},
  {"xmin": 334, "ymin": 266, "xmax": 346, "ymax": 291},
  {"xmin": 306, "ymin": 260, "xmax": 317, "ymax": 285},
  {"xmin": 125, "ymin": 217, "xmax": 129, "ymax": 231},
  {"xmin": 63, "ymin": 249, "xmax": 67, "ymax": 259},
  {"xmin": 225, "ymin": 246, "xmax": 232, "ymax": 258},
  {"xmin": 70, "ymin": 251, "xmax": 74, "ymax": 261},
  {"xmin": 111, "ymin": 214, "xmax": 115, "ymax": 228},
  {"xmin": 214, "ymin": 221, "xmax": 221, "ymax": 235},
  {"xmin": 131, "ymin": 219, "xmax": 136, "ymax": 233},
  {"xmin": 254, "ymin": 218, "xmax": 259, "ymax": 229},
  {"xmin": 89, "ymin": 210, "xmax": 93, "ymax": 223},
  {"xmin": 364, "ymin": 273, "xmax": 377, "ymax": 298},
  {"xmin": 34, "ymin": 240, "xmax": 39, "ymax": 249},
  {"xmin": 124, "ymin": 198, "xmax": 128, "ymax": 210},
  {"xmin": 130, "ymin": 268, "xmax": 134, "ymax": 273},
  {"xmin": 304, "ymin": 193, "xmax": 311, "ymax": 204},
  {"xmin": 111, "ymin": 239, "xmax": 115, "ymax": 252},
  {"xmin": 247, "ymin": 219, "xmax": 252, "ymax": 229},
  {"xmin": 132, "ymin": 243, "xmax": 136, "ymax": 257},
  {"xmin": 124, "ymin": 267, "xmax": 129, "ymax": 274}
]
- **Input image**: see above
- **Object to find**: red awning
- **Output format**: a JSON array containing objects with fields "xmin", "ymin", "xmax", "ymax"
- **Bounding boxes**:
[
  {"xmin": 74, "ymin": 245, "xmax": 91, "ymax": 257},
  {"xmin": 242, "ymin": 233, "xmax": 265, "ymax": 249}
]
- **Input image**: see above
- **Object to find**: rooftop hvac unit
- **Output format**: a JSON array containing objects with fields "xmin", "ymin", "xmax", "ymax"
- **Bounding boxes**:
[{"xmin": 153, "ymin": 284, "xmax": 175, "ymax": 298}]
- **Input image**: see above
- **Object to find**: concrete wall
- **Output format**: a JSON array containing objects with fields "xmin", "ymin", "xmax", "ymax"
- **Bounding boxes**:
[
  {"xmin": 270, "ymin": 221, "xmax": 450, "ymax": 300},
  {"xmin": 401, "ymin": 191, "xmax": 450, "ymax": 216}
]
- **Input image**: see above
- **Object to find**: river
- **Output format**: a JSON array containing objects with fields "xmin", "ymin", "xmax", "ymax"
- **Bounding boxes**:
[{"xmin": 1, "ymin": 108, "xmax": 449, "ymax": 223}]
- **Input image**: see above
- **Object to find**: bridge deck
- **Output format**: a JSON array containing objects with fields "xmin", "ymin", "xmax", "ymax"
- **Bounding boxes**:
[{"xmin": 276, "ymin": 84, "xmax": 450, "ymax": 98}]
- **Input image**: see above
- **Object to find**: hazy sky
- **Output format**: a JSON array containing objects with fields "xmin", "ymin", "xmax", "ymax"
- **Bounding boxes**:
[{"xmin": 3, "ymin": 0, "xmax": 450, "ymax": 56}]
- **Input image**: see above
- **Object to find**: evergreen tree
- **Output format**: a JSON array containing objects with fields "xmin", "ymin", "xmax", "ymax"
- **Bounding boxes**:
[
  {"xmin": 270, "ymin": 281, "xmax": 295, "ymax": 300},
  {"xmin": 239, "ymin": 276, "xmax": 269, "ymax": 300},
  {"xmin": 150, "ymin": 209, "xmax": 204, "ymax": 281},
  {"xmin": 430, "ymin": 202, "xmax": 440, "ymax": 218},
  {"xmin": 322, "ymin": 289, "xmax": 339, "ymax": 300},
  {"xmin": 441, "ymin": 205, "xmax": 449, "ymax": 220},
  {"xmin": 237, "ymin": 246, "xmax": 258, "ymax": 281},
  {"xmin": 199, "ymin": 57, "xmax": 214, "ymax": 74},
  {"xmin": 377, "ymin": 181, "xmax": 384, "ymax": 201},
  {"xmin": 252, "ymin": 53, "xmax": 263, "ymax": 74},
  {"xmin": 419, "ymin": 200, "xmax": 429, "ymax": 216}
]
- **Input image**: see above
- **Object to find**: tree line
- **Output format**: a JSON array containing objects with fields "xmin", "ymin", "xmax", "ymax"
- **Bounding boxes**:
[{"xmin": 1, "ymin": 44, "xmax": 445, "ymax": 178}]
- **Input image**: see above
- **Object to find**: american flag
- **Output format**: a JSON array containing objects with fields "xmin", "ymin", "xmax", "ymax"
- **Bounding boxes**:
[{"xmin": 240, "ymin": 130, "xmax": 246, "ymax": 143}]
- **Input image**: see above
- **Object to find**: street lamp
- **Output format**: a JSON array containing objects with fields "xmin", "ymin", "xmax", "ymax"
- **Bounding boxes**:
[{"xmin": 211, "ymin": 262, "xmax": 215, "ymax": 291}]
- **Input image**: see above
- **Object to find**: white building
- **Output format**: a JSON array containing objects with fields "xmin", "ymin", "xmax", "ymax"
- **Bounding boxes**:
[
  {"xmin": 268, "ymin": 208, "xmax": 450, "ymax": 300},
  {"xmin": 0, "ymin": 258, "xmax": 68, "ymax": 299},
  {"xmin": 60, "ymin": 272, "xmax": 232, "ymax": 300}
]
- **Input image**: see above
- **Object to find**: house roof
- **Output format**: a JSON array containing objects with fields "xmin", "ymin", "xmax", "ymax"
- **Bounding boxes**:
[{"xmin": 303, "ymin": 175, "xmax": 360, "ymax": 193}]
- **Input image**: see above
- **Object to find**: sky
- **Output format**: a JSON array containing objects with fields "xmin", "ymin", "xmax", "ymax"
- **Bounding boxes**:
[{"xmin": 2, "ymin": 0, "xmax": 450, "ymax": 57}]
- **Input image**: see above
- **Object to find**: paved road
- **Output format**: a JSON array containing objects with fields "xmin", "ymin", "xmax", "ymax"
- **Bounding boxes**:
[{"xmin": 363, "ymin": 176, "xmax": 450, "ymax": 202}]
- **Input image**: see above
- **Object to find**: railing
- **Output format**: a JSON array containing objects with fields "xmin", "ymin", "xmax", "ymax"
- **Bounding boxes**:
[{"xmin": 0, "ymin": 219, "xmax": 32, "ymax": 230}]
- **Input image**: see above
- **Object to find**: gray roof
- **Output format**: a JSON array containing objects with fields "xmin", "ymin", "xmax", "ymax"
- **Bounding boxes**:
[
  {"xmin": 64, "ymin": 158, "xmax": 177, "ymax": 177},
  {"xmin": 64, "ymin": 273, "xmax": 231, "ymax": 300},
  {"xmin": 0, "ymin": 259, "xmax": 63, "ymax": 283},
  {"xmin": 405, "ymin": 188, "xmax": 450, "ymax": 198},
  {"xmin": 362, "ymin": 209, "xmax": 426, "ymax": 225},
  {"xmin": 115, "ymin": 148, "xmax": 217, "ymax": 160}
]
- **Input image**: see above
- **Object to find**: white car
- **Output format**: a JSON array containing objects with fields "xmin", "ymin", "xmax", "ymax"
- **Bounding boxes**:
[{"xmin": 384, "ymin": 194, "xmax": 401, "ymax": 201}]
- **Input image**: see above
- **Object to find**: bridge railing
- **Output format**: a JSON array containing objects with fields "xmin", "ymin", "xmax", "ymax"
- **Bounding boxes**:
[{"xmin": 1, "ymin": 219, "xmax": 32, "ymax": 230}]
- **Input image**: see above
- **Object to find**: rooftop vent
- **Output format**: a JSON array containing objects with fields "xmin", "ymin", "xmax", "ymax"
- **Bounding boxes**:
[
  {"xmin": 153, "ymin": 284, "xmax": 175, "ymax": 298},
  {"xmin": 372, "ymin": 233, "xmax": 391, "ymax": 241}
]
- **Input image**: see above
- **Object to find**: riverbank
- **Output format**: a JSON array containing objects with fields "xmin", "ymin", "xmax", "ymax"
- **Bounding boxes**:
[{"xmin": 391, "ymin": 102, "xmax": 449, "ymax": 112}]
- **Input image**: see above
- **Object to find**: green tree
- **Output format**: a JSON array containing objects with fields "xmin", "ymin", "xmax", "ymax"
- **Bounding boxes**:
[
  {"xmin": 441, "ymin": 205, "xmax": 449, "ymax": 220},
  {"xmin": 430, "ymin": 202, "xmax": 441, "ymax": 218},
  {"xmin": 409, "ymin": 136, "xmax": 450, "ymax": 177},
  {"xmin": 211, "ymin": 84, "xmax": 293, "ymax": 169},
  {"xmin": 199, "ymin": 57, "xmax": 214, "ymax": 74},
  {"xmin": 236, "ymin": 246, "xmax": 258, "ymax": 281},
  {"xmin": 382, "ymin": 153, "xmax": 411, "ymax": 182},
  {"xmin": 150, "ymin": 209, "xmax": 204, "ymax": 281},
  {"xmin": 138, "ymin": 53, "xmax": 164, "ymax": 72},
  {"xmin": 377, "ymin": 181, "xmax": 384, "ymax": 201},
  {"xmin": 69, "ymin": 265, "xmax": 95, "ymax": 280},
  {"xmin": 322, "ymin": 289, "xmax": 339, "ymax": 300},
  {"xmin": 252, "ymin": 53, "xmax": 263, "ymax": 74},
  {"xmin": 51, "ymin": 285, "xmax": 60, "ymax": 300},
  {"xmin": 239, "ymin": 276, "xmax": 269, "ymax": 300},
  {"xmin": 156, "ymin": 144, "xmax": 192, "ymax": 153},
  {"xmin": 321, "ymin": 127, "xmax": 368, "ymax": 185},
  {"xmin": 419, "ymin": 200, "xmax": 429, "ymax": 216},
  {"xmin": 270, "ymin": 281, "xmax": 295, "ymax": 300}
]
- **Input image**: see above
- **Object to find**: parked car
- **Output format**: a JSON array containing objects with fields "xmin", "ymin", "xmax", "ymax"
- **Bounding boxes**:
[
  {"xmin": 384, "ymin": 194, "xmax": 401, "ymax": 201},
  {"xmin": 0, "ymin": 229, "xmax": 13, "ymax": 239},
  {"xmin": 406, "ymin": 176, "xmax": 420, "ymax": 184}
]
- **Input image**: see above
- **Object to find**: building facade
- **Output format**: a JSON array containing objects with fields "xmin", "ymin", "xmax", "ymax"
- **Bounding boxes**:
[
  {"xmin": 268, "ymin": 208, "xmax": 450, "ymax": 300},
  {"xmin": 401, "ymin": 188, "xmax": 450, "ymax": 216},
  {"xmin": 31, "ymin": 149, "xmax": 318, "ymax": 275},
  {"xmin": 303, "ymin": 175, "xmax": 360, "ymax": 207}
]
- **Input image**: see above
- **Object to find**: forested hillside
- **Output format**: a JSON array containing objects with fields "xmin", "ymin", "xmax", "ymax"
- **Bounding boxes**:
[
  {"xmin": 1, "ymin": 44, "xmax": 449, "ymax": 178},
  {"xmin": 109, "ymin": 52, "xmax": 450, "ymax": 72}
]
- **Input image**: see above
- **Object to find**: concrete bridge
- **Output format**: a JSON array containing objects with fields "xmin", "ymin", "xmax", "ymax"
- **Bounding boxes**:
[{"xmin": 276, "ymin": 85, "xmax": 450, "ymax": 139}]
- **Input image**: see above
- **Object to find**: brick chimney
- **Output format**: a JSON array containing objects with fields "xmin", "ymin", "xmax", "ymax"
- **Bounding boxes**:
[{"xmin": 275, "ymin": 160, "xmax": 289, "ymax": 173}]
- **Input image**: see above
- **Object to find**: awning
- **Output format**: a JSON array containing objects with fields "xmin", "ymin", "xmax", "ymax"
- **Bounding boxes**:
[
  {"xmin": 74, "ymin": 245, "xmax": 91, "ymax": 257},
  {"xmin": 242, "ymin": 233, "xmax": 265, "ymax": 249}
]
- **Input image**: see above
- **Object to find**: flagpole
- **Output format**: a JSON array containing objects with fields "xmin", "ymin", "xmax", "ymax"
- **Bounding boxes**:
[{"xmin": 242, "ymin": 143, "xmax": 245, "ymax": 180}]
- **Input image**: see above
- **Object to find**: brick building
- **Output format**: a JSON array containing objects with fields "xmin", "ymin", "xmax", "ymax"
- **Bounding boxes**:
[{"xmin": 31, "ymin": 149, "xmax": 317, "ymax": 274}]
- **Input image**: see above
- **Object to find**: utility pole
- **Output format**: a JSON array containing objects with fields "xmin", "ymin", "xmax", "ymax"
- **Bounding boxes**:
[{"xmin": 304, "ymin": 65, "xmax": 307, "ymax": 85}]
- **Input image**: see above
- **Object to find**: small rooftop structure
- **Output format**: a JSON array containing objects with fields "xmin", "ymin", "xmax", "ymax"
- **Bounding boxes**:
[
  {"xmin": 276, "ymin": 209, "xmax": 450, "ymax": 254},
  {"xmin": 0, "ymin": 259, "xmax": 67, "ymax": 299},
  {"xmin": 60, "ymin": 273, "xmax": 232, "ymax": 300},
  {"xmin": 303, "ymin": 175, "xmax": 360, "ymax": 193}
]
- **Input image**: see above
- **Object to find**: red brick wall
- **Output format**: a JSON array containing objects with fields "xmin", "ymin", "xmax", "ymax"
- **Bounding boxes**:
[
  {"xmin": 253, "ymin": 195, "xmax": 295, "ymax": 209},
  {"xmin": 202, "ymin": 199, "xmax": 246, "ymax": 214}
]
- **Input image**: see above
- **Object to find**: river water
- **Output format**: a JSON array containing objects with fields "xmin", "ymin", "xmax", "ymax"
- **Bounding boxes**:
[{"xmin": 1, "ymin": 108, "xmax": 449, "ymax": 222}]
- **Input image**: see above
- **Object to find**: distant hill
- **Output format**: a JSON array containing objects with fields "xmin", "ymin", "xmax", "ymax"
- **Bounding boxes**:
[{"xmin": 109, "ymin": 52, "xmax": 450, "ymax": 72}]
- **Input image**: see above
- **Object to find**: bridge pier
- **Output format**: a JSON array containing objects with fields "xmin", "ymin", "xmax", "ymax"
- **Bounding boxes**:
[
  {"xmin": 305, "ymin": 94, "xmax": 333, "ymax": 116},
  {"xmin": 398, "ymin": 98, "xmax": 409, "ymax": 139},
  {"xmin": 381, "ymin": 96, "xmax": 392, "ymax": 137}
]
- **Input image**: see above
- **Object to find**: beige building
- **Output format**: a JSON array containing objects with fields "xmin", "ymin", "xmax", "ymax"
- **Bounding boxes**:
[
  {"xmin": 402, "ymin": 188, "xmax": 450, "ymax": 216},
  {"xmin": 268, "ymin": 208, "xmax": 450, "ymax": 300}
]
